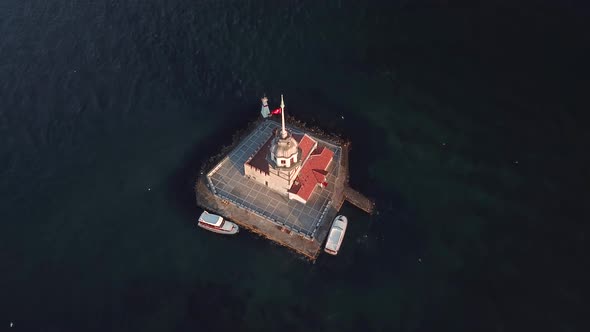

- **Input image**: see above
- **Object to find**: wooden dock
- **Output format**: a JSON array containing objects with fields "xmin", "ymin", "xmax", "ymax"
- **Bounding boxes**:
[
  {"xmin": 340, "ymin": 141, "xmax": 375, "ymax": 214},
  {"xmin": 343, "ymin": 186, "xmax": 375, "ymax": 214}
]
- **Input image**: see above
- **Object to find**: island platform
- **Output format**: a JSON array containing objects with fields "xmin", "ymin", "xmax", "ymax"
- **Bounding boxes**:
[{"xmin": 195, "ymin": 116, "xmax": 374, "ymax": 261}]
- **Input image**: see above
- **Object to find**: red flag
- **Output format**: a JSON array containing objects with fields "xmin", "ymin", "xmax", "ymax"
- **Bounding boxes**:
[{"xmin": 270, "ymin": 107, "xmax": 282, "ymax": 115}]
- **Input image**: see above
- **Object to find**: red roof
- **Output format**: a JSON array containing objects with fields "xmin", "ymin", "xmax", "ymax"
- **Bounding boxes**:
[
  {"xmin": 312, "ymin": 169, "xmax": 328, "ymax": 183},
  {"xmin": 307, "ymin": 146, "xmax": 333, "ymax": 182},
  {"xmin": 289, "ymin": 145, "xmax": 334, "ymax": 202},
  {"xmin": 294, "ymin": 134, "xmax": 316, "ymax": 162}
]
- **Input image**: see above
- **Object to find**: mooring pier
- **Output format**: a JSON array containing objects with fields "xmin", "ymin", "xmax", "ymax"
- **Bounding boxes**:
[
  {"xmin": 343, "ymin": 186, "xmax": 375, "ymax": 214},
  {"xmin": 338, "ymin": 140, "xmax": 375, "ymax": 214}
]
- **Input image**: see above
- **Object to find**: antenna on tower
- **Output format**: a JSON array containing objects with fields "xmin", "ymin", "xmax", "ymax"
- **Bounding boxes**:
[{"xmin": 280, "ymin": 94, "xmax": 287, "ymax": 138}]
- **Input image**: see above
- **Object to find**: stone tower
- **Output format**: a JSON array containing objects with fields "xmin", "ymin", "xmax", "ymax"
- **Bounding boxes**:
[{"xmin": 267, "ymin": 95, "xmax": 302, "ymax": 192}]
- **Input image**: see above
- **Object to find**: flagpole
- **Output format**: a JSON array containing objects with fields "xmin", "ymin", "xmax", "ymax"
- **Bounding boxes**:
[{"xmin": 280, "ymin": 94, "xmax": 286, "ymax": 138}]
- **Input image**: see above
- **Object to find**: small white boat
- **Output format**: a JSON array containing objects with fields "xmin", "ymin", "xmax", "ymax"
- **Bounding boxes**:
[
  {"xmin": 324, "ymin": 215, "xmax": 348, "ymax": 255},
  {"xmin": 198, "ymin": 211, "xmax": 239, "ymax": 235}
]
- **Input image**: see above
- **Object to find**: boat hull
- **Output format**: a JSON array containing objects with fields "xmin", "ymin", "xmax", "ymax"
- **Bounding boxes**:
[
  {"xmin": 324, "ymin": 215, "xmax": 348, "ymax": 255},
  {"xmin": 197, "ymin": 220, "xmax": 239, "ymax": 235},
  {"xmin": 324, "ymin": 248, "xmax": 338, "ymax": 255}
]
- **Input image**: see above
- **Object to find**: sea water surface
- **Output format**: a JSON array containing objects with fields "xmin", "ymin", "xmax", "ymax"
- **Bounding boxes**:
[{"xmin": 1, "ymin": 1, "xmax": 587, "ymax": 331}]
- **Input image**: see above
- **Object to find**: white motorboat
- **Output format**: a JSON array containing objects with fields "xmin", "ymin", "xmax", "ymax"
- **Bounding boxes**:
[
  {"xmin": 324, "ymin": 215, "xmax": 348, "ymax": 255},
  {"xmin": 198, "ymin": 211, "xmax": 239, "ymax": 235}
]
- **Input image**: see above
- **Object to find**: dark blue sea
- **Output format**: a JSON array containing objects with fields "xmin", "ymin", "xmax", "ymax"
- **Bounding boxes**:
[{"xmin": 1, "ymin": 1, "xmax": 587, "ymax": 331}]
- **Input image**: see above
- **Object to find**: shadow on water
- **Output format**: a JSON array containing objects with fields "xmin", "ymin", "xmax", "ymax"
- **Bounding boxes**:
[{"xmin": 164, "ymin": 99, "xmax": 259, "ymax": 221}]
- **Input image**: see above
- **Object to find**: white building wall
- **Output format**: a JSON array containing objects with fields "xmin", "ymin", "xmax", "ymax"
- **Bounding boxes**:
[
  {"xmin": 244, "ymin": 164, "xmax": 294, "ymax": 196},
  {"xmin": 267, "ymin": 171, "xmax": 291, "ymax": 194},
  {"xmin": 288, "ymin": 192, "xmax": 307, "ymax": 204},
  {"xmin": 244, "ymin": 165, "xmax": 271, "ymax": 188}
]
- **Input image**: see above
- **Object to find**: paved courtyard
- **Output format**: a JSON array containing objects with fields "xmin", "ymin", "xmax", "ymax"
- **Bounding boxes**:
[{"xmin": 207, "ymin": 120, "xmax": 341, "ymax": 239}]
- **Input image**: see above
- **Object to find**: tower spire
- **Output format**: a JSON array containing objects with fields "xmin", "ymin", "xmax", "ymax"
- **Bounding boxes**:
[{"xmin": 280, "ymin": 94, "xmax": 287, "ymax": 138}]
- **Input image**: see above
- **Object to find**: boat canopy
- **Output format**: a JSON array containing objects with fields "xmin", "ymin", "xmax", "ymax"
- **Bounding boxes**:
[
  {"xmin": 199, "ymin": 212, "xmax": 223, "ymax": 227},
  {"xmin": 333, "ymin": 216, "xmax": 347, "ymax": 226},
  {"xmin": 326, "ymin": 228, "xmax": 343, "ymax": 250}
]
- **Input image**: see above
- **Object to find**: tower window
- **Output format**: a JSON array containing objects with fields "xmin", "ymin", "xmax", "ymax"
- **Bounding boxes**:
[{"xmin": 280, "ymin": 159, "xmax": 285, "ymax": 165}]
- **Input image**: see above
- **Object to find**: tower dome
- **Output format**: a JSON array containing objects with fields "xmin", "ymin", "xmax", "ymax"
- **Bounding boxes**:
[
  {"xmin": 268, "ymin": 95, "xmax": 301, "ymax": 168},
  {"xmin": 271, "ymin": 134, "xmax": 299, "ymax": 158}
]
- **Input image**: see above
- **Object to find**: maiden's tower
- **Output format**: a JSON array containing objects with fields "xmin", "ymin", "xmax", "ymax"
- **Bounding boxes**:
[{"xmin": 195, "ymin": 95, "xmax": 374, "ymax": 260}]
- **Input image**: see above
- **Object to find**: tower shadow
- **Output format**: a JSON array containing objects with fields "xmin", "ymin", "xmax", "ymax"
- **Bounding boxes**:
[{"xmin": 165, "ymin": 100, "xmax": 258, "ymax": 221}]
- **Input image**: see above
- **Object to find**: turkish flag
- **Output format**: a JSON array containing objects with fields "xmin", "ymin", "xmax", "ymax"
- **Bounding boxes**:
[{"xmin": 271, "ymin": 108, "xmax": 282, "ymax": 115}]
